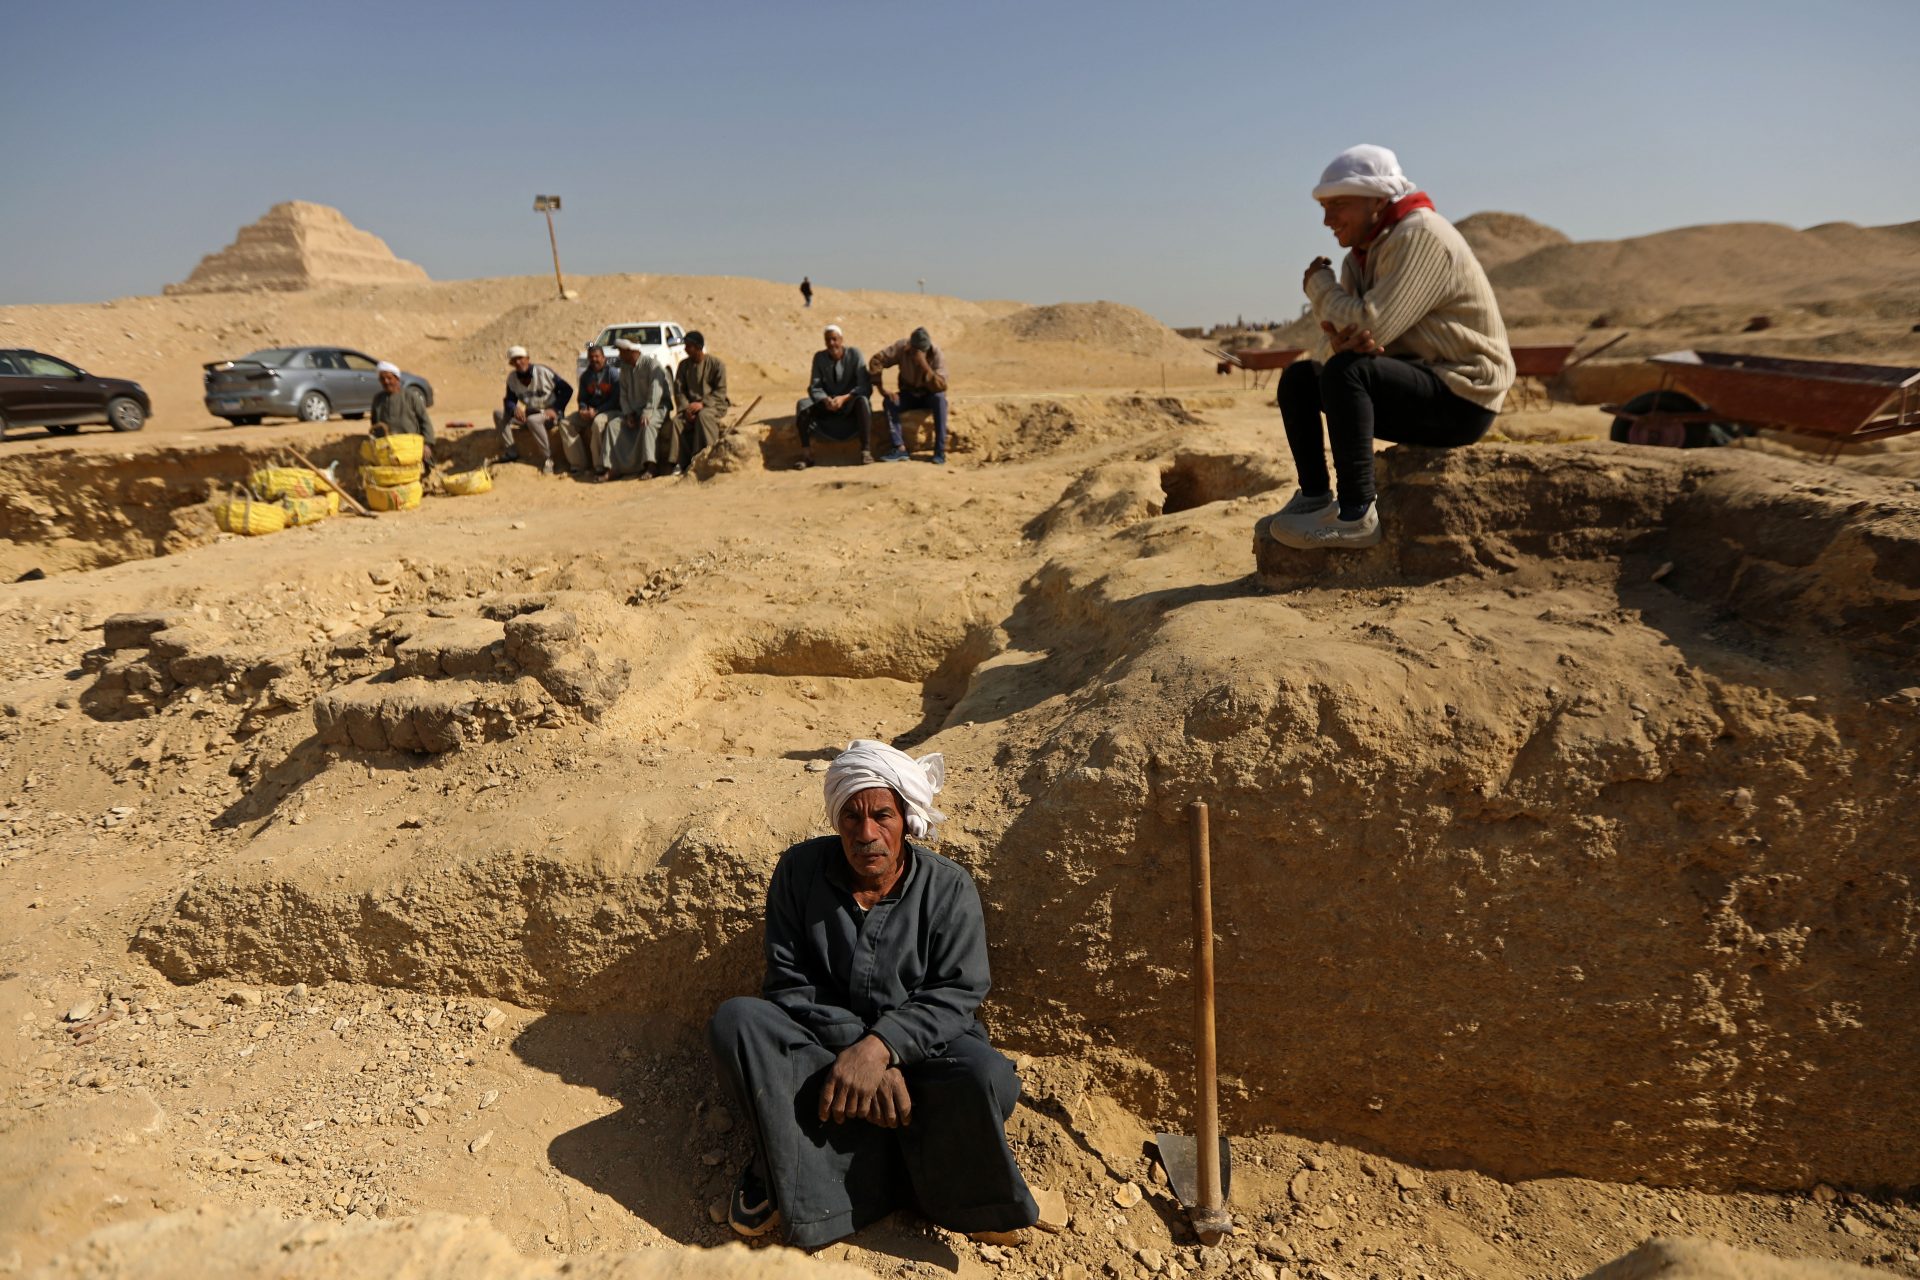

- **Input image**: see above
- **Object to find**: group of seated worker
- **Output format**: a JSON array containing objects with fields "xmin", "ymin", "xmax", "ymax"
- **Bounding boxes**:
[
  {"xmin": 492, "ymin": 333, "xmax": 731, "ymax": 480},
  {"xmin": 708, "ymin": 740, "xmax": 1038, "ymax": 1247},
  {"xmin": 792, "ymin": 326, "xmax": 950, "ymax": 468},
  {"xmin": 1268, "ymin": 143, "xmax": 1515, "ymax": 550}
]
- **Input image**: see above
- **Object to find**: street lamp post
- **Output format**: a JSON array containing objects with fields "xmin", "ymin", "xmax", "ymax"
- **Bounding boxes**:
[{"xmin": 533, "ymin": 195, "xmax": 565, "ymax": 299}]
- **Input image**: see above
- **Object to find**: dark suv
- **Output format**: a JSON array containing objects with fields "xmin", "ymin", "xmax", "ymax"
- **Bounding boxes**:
[{"xmin": 0, "ymin": 349, "xmax": 149, "ymax": 437}]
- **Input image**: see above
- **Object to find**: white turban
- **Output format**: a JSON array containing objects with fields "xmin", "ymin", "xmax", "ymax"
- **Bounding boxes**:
[
  {"xmin": 614, "ymin": 338, "xmax": 642, "ymax": 352},
  {"xmin": 825, "ymin": 739, "xmax": 945, "ymax": 840},
  {"xmin": 375, "ymin": 360, "xmax": 400, "ymax": 376},
  {"xmin": 1312, "ymin": 144, "xmax": 1416, "ymax": 202},
  {"xmin": 823, "ymin": 324, "xmax": 843, "ymax": 337}
]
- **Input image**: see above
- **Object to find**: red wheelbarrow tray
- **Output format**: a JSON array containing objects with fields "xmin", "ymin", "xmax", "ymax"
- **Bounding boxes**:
[{"xmin": 1623, "ymin": 350, "xmax": 1920, "ymax": 445}]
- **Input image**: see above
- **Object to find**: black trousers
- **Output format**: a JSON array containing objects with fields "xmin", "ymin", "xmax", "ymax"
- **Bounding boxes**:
[
  {"xmin": 794, "ymin": 397, "xmax": 875, "ymax": 450},
  {"xmin": 708, "ymin": 996, "xmax": 1038, "ymax": 1248},
  {"xmin": 1277, "ymin": 352, "xmax": 1495, "ymax": 511}
]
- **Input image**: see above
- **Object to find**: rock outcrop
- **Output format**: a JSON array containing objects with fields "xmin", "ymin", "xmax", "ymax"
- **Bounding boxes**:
[{"xmin": 165, "ymin": 202, "xmax": 428, "ymax": 295}]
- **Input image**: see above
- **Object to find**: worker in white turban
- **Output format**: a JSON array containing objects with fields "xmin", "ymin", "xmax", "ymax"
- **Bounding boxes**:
[
  {"xmin": 369, "ymin": 358, "xmax": 434, "ymax": 459},
  {"xmin": 705, "ymin": 738, "xmax": 1035, "ymax": 1248},
  {"xmin": 824, "ymin": 739, "xmax": 944, "ymax": 839},
  {"xmin": 1310, "ymin": 143, "xmax": 1417, "ymax": 202},
  {"xmin": 1265, "ymin": 143, "xmax": 1513, "ymax": 553}
]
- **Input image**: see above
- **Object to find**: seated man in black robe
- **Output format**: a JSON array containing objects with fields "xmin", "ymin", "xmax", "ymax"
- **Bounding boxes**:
[{"xmin": 708, "ymin": 739, "xmax": 1038, "ymax": 1248}]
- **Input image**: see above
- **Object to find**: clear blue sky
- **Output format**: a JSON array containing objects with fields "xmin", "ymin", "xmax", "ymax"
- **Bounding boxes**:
[{"xmin": 4, "ymin": 0, "xmax": 1916, "ymax": 326}]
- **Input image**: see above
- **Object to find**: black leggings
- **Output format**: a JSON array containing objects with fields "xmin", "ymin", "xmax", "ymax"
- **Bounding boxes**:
[{"xmin": 1277, "ymin": 352, "xmax": 1495, "ymax": 512}]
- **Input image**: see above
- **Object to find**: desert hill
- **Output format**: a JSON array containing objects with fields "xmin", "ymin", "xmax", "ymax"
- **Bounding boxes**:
[
  {"xmin": 1454, "ymin": 211, "xmax": 1572, "ymax": 269},
  {"xmin": 1490, "ymin": 217, "xmax": 1920, "ymax": 319},
  {"xmin": 165, "ymin": 202, "xmax": 429, "ymax": 296}
]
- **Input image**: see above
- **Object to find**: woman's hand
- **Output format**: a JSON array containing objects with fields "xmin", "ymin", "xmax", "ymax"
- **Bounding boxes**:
[{"xmin": 1320, "ymin": 320, "xmax": 1384, "ymax": 356}]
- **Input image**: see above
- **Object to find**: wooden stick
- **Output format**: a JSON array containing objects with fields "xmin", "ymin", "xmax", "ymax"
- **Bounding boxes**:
[
  {"xmin": 727, "ymin": 395, "xmax": 763, "ymax": 434},
  {"xmin": 285, "ymin": 444, "xmax": 376, "ymax": 518},
  {"xmin": 1566, "ymin": 331, "xmax": 1629, "ymax": 369},
  {"xmin": 1189, "ymin": 800, "xmax": 1230, "ymax": 1241}
]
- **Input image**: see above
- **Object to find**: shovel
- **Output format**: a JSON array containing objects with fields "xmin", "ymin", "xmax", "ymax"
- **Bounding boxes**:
[{"xmin": 1155, "ymin": 799, "xmax": 1234, "ymax": 1245}]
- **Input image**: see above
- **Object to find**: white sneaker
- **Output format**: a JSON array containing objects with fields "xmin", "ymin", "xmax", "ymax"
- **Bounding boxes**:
[
  {"xmin": 1302, "ymin": 504, "xmax": 1382, "ymax": 549},
  {"xmin": 1264, "ymin": 494, "xmax": 1341, "ymax": 549},
  {"xmin": 1274, "ymin": 488, "xmax": 1334, "ymax": 519}
]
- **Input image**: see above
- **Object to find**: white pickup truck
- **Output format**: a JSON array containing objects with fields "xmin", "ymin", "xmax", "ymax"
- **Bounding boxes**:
[{"xmin": 577, "ymin": 321, "xmax": 687, "ymax": 381}]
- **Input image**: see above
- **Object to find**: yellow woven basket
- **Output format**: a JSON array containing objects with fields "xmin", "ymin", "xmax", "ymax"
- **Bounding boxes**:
[
  {"xmin": 249, "ymin": 466, "xmax": 321, "ymax": 499},
  {"xmin": 360, "ymin": 463, "xmax": 421, "ymax": 489},
  {"xmin": 359, "ymin": 429, "xmax": 426, "ymax": 468},
  {"xmin": 365, "ymin": 480, "xmax": 423, "ymax": 512},
  {"xmin": 441, "ymin": 468, "xmax": 493, "ymax": 496},
  {"xmin": 214, "ymin": 493, "xmax": 288, "ymax": 536},
  {"xmin": 281, "ymin": 494, "xmax": 335, "ymax": 525}
]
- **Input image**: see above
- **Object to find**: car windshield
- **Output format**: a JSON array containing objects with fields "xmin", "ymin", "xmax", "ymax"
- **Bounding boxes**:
[
  {"xmin": 238, "ymin": 348, "xmax": 300, "ymax": 367},
  {"xmin": 597, "ymin": 326, "xmax": 662, "ymax": 347}
]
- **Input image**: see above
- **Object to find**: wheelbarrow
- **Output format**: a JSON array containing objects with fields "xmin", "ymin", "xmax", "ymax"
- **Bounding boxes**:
[{"xmin": 1605, "ymin": 350, "xmax": 1920, "ymax": 456}]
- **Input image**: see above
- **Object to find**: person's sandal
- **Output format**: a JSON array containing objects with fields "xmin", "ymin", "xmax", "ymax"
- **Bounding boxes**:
[
  {"xmin": 792, "ymin": 457, "xmax": 811, "ymax": 470},
  {"xmin": 860, "ymin": 450, "xmax": 874, "ymax": 465},
  {"xmin": 729, "ymin": 1166, "xmax": 780, "ymax": 1238}
]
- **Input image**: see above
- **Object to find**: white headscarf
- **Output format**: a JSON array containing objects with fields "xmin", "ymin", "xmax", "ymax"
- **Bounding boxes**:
[
  {"xmin": 375, "ymin": 360, "xmax": 400, "ymax": 376},
  {"xmin": 1312, "ymin": 144, "xmax": 1416, "ymax": 202},
  {"xmin": 825, "ymin": 739, "xmax": 945, "ymax": 840}
]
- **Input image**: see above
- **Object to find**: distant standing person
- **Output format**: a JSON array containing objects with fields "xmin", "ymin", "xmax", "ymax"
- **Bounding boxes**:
[
  {"xmin": 800, "ymin": 276, "xmax": 813, "ymax": 308},
  {"xmin": 370, "ymin": 361, "xmax": 434, "ymax": 463},
  {"xmin": 612, "ymin": 337, "xmax": 672, "ymax": 479},
  {"xmin": 494, "ymin": 346, "xmax": 574, "ymax": 475},
  {"xmin": 1268, "ymin": 144, "xmax": 1513, "ymax": 550},
  {"xmin": 564, "ymin": 345, "xmax": 620, "ymax": 477},
  {"xmin": 868, "ymin": 328, "xmax": 948, "ymax": 465},
  {"xmin": 671, "ymin": 331, "xmax": 730, "ymax": 477},
  {"xmin": 793, "ymin": 325, "xmax": 874, "ymax": 468}
]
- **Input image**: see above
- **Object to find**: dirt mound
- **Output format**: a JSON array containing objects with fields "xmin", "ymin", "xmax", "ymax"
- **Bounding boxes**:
[
  {"xmin": 37, "ymin": 1209, "xmax": 873, "ymax": 1279},
  {"xmin": 1455, "ymin": 211, "xmax": 1571, "ymax": 269},
  {"xmin": 165, "ymin": 202, "xmax": 429, "ymax": 296},
  {"xmin": 967, "ymin": 302, "xmax": 1203, "ymax": 362}
]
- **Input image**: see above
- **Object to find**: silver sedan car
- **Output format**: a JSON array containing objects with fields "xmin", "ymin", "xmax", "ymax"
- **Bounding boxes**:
[{"xmin": 201, "ymin": 346, "xmax": 434, "ymax": 425}]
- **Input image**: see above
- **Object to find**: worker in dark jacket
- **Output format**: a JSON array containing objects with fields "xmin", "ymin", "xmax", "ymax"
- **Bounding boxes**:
[
  {"xmin": 370, "ymin": 361, "xmax": 434, "ymax": 461},
  {"xmin": 708, "ymin": 740, "xmax": 1038, "ymax": 1249},
  {"xmin": 565, "ymin": 345, "xmax": 621, "ymax": 478},
  {"xmin": 793, "ymin": 325, "xmax": 874, "ymax": 467}
]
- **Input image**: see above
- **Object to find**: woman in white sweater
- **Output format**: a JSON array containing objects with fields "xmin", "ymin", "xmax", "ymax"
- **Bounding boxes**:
[{"xmin": 1269, "ymin": 145, "xmax": 1515, "ymax": 550}]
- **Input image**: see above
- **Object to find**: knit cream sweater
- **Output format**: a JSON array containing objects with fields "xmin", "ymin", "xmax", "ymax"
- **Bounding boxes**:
[{"xmin": 1304, "ymin": 207, "xmax": 1515, "ymax": 411}]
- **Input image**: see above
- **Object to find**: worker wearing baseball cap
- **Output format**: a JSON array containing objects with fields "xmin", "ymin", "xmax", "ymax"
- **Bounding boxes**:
[
  {"xmin": 493, "ymin": 345, "xmax": 574, "ymax": 474},
  {"xmin": 867, "ymin": 327, "xmax": 948, "ymax": 464}
]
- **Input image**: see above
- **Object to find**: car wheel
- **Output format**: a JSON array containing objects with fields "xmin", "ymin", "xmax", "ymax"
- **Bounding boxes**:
[
  {"xmin": 298, "ymin": 391, "xmax": 331, "ymax": 422},
  {"xmin": 106, "ymin": 398, "xmax": 146, "ymax": 433},
  {"xmin": 46, "ymin": 424, "xmax": 83, "ymax": 436}
]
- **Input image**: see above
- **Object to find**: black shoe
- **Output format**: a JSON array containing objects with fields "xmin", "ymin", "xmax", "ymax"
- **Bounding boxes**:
[
  {"xmin": 502, "ymin": 449, "xmax": 521, "ymax": 464},
  {"xmin": 729, "ymin": 1166, "xmax": 780, "ymax": 1238}
]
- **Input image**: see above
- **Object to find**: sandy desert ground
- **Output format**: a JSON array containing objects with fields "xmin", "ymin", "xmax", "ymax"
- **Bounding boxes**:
[{"xmin": 1, "ymin": 206, "xmax": 1918, "ymax": 1280}]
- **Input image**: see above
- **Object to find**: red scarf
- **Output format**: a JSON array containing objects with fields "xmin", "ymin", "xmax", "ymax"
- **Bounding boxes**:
[{"xmin": 1353, "ymin": 191, "xmax": 1435, "ymax": 271}]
